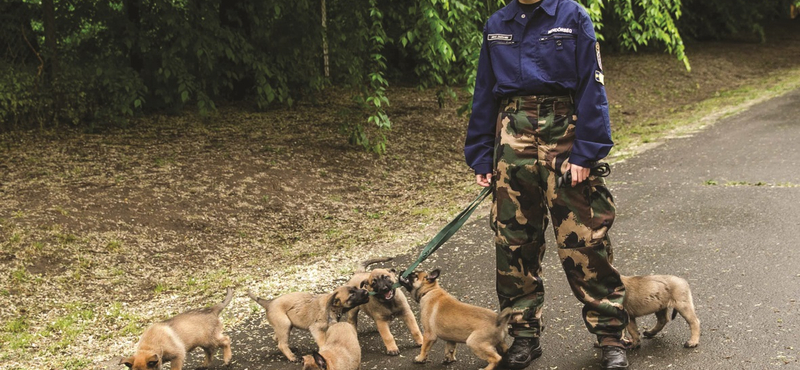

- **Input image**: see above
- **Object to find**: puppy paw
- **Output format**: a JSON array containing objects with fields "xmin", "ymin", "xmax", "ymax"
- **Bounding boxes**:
[
  {"xmin": 684, "ymin": 341, "xmax": 699, "ymax": 348},
  {"xmin": 620, "ymin": 338, "xmax": 635, "ymax": 350},
  {"xmin": 442, "ymin": 358, "xmax": 457, "ymax": 365},
  {"xmin": 412, "ymin": 356, "xmax": 428, "ymax": 364},
  {"xmin": 387, "ymin": 349, "xmax": 400, "ymax": 356}
]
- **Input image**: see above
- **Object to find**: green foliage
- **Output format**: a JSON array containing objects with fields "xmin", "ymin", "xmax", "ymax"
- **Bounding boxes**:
[
  {"xmin": 677, "ymin": 0, "xmax": 792, "ymax": 42},
  {"xmin": 350, "ymin": 0, "xmax": 391, "ymax": 153},
  {"xmin": 0, "ymin": 0, "xmax": 790, "ymax": 149},
  {"xmin": 599, "ymin": 0, "xmax": 690, "ymax": 71}
]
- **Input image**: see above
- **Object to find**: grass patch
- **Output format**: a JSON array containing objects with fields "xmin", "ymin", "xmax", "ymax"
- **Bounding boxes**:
[
  {"xmin": 106, "ymin": 239, "xmax": 123, "ymax": 252},
  {"xmin": 153, "ymin": 282, "xmax": 168, "ymax": 294},
  {"xmin": 0, "ymin": 331, "xmax": 35, "ymax": 351},
  {"xmin": 610, "ymin": 68, "xmax": 800, "ymax": 160},
  {"xmin": 44, "ymin": 305, "xmax": 96, "ymax": 352},
  {"xmin": 5, "ymin": 316, "xmax": 29, "ymax": 333},
  {"xmin": 56, "ymin": 233, "xmax": 78, "ymax": 244},
  {"xmin": 62, "ymin": 357, "xmax": 92, "ymax": 370},
  {"xmin": 101, "ymin": 302, "xmax": 144, "ymax": 339},
  {"xmin": 10, "ymin": 268, "xmax": 30, "ymax": 284},
  {"xmin": 411, "ymin": 208, "xmax": 433, "ymax": 217}
]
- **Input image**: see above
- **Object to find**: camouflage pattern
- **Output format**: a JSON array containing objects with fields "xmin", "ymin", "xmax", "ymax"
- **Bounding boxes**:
[{"xmin": 491, "ymin": 95, "xmax": 628, "ymax": 343}]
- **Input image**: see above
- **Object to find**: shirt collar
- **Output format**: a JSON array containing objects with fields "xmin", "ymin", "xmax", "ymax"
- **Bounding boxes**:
[{"xmin": 500, "ymin": 0, "xmax": 556, "ymax": 21}]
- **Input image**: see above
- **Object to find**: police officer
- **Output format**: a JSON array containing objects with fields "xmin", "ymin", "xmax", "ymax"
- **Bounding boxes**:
[{"xmin": 464, "ymin": 0, "xmax": 629, "ymax": 369}]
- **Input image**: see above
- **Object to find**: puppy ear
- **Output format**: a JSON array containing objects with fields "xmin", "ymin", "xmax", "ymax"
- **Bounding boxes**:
[
  {"xmin": 313, "ymin": 351, "xmax": 328, "ymax": 370},
  {"xmin": 326, "ymin": 294, "xmax": 341, "ymax": 323},
  {"xmin": 301, "ymin": 354, "xmax": 316, "ymax": 369},
  {"xmin": 427, "ymin": 269, "xmax": 441, "ymax": 281},
  {"xmin": 359, "ymin": 280, "xmax": 368, "ymax": 289},
  {"xmin": 389, "ymin": 268, "xmax": 397, "ymax": 274},
  {"xmin": 327, "ymin": 294, "xmax": 341, "ymax": 309},
  {"xmin": 119, "ymin": 357, "xmax": 133, "ymax": 368}
]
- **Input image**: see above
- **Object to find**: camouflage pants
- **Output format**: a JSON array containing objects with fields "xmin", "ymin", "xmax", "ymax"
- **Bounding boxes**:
[{"xmin": 491, "ymin": 95, "xmax": 628, "ymax": 345}]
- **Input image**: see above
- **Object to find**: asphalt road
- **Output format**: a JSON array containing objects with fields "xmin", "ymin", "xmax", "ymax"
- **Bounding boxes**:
[{"xmin": 188, "ymin": 89, "xmax": 800, "ymax": 370}]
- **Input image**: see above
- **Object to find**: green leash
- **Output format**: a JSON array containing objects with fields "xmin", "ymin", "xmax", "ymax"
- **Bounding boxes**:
[
  {"xmin": 399, "ymin": 186, "xmax": 491, "ymax": 279},
  {"xmin": 367, "ymin": 187, "xmax": 491, "ymax": 295}
]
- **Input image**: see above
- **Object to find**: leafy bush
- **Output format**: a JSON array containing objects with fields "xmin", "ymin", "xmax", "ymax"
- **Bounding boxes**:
[
  {"xmin": 677, "ymin": 0, "xmax": 793, "ymax": 41},
  {"xmin": 0, "ymin": 0, "xmax": 791, "ymax": 148}
]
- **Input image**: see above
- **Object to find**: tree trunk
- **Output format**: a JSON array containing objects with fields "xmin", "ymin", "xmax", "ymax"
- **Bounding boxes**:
[
  {"xmin": 125, "ymin": 0, "xmax": 143, "ymax": 73},
  {"xmin": 322, "ymin": 0, "xmax": 330, "ymax": 78},
  {"xmin": 42, "ymin": 0, "xmax": 58, "ymax": 81}
]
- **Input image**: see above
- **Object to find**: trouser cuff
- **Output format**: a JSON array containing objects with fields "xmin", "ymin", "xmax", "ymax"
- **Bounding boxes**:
[
  {"xmin": 598, "ymin": 334, "xmax": 625, "ymax": 348},
  {"xmin": 509, "ymin": 320, "xmax": 542, "ymax": 338}
]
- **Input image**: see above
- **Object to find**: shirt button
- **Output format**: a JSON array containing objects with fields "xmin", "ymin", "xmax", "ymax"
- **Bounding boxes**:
[{"xmin": 521, "ymin": 14, "xmax": 526, "ymax": 18}]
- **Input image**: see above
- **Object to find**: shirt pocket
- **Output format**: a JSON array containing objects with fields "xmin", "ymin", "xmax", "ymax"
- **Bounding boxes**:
[
  {"xmin": 488, "ymin": 40, "xmax": 521, "ymax": 83},
  {"xmin": 536, "ymin": 32, "xmax": 577, "ymax": 82}
]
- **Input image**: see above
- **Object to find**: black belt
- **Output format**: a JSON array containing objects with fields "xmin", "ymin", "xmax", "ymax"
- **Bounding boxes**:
[
  {"xmin": 500, "ymin": 94, "xmax": 572, "ymax": 106},
  {"xmin": 500, "ymin": 94, "xmax": 573, "ymax": 112}
]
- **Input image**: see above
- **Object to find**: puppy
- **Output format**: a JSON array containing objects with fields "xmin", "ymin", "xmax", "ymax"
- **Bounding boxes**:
[
  {"xmin": 301, "ymin": 322, "xmax": 361, "ymax": 370},
  {"xmin": 400, "ymin": 269, "xmax": 512, "ymax": 370},
  {"xmin": 247, "ymin": 285, "xmax": 369, "ymax": 362},
  {"xmin": 621, "ymin": 274, "xmax": 700, "ymax": 349},
  {"xmin": 120, "ymin": 287, "xmax": 233, "ymax": 370},
  {"xmin": 345, "ymin": 258, "xmax": 424, "ymax": 355}
]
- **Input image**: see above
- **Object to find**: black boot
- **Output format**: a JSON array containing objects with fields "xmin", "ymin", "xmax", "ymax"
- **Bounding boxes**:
[
  {"xmin": 601, "ymin": 345, "xmax": 629, "ymax": 369},
  {"xmin": 501, "ymin": 337, "xmax": 542, "ymax": 369}
]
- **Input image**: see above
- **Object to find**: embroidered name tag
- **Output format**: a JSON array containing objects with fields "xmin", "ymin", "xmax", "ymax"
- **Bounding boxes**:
[
  {"xmin": 547, "ymin": 27, "xmax": 573, "ymax": 34},
  {"xmin": 488, "ymin": 34, "xmax": 513, "ymax": 41}
]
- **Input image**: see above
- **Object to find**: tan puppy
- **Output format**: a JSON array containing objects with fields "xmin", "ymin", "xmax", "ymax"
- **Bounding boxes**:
[
  {"xmin": 400, "ymin": 269, "xmax": 513, "ymax": 370},
  {"xmin": 621, "ymin": 274, "xmax": 700, "ymax": 349},
  {"xmin": 120, "ymin": 288, "xmax": 233, "ymax": 370},
  {"xmin": 301, "ymin": 322, "xmax": 361, "ymax": 370},
  {"xmin": 345, "ymin": 258, "xmax": 424, "ymax": 355},
  {"xmin": 247, "ymin": 285, "xmax": 369, "ymax": 362}
]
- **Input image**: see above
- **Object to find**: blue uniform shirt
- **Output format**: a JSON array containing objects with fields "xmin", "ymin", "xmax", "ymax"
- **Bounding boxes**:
[{"xmin": 464, "ymin": 0, "xmax": 612, "ymax": 175}]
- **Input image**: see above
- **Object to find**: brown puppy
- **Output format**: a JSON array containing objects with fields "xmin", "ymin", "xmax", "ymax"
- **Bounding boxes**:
[
  {"xmin": 400, "ymin": 269, "xmax": 512, "ymax": 370},
  {"xmin": 120, "ymin": 287, "xmax": 233, "ymax": 370},
  {"xmin": 345, "ymin": 258, "xmax": 424, "ymax": 355},
  {"xmin": 621, "ymin": 274, "xmax": 700, "ymax": 349},
  {"xmin": 248, "ymin": 285, "xmax": 369, "ymax": 362},
  {"xmin": 301, "ymin": 322, "xmax": 362, "ymax": 370}
]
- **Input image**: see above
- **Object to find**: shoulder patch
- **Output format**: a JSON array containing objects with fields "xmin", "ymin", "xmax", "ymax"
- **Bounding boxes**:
[
  {"xmin": 595, "ymin": 70, "xmax": 605, "ymax": 85},
  {"xmin": 596, "ymin": 42, "xmax": 603, "ymax": 71}
]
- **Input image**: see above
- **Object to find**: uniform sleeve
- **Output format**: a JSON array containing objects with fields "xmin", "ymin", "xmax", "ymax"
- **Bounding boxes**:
[
  {"xmin": 464, "ymin": 28, "xmax": 499, "ymax": 175},
  {"xmin": 570, "ymin": 11, "xmax": 613, "ymax": 167}
]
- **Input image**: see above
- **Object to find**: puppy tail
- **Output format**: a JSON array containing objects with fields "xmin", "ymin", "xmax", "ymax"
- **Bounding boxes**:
[
  {"xmin": 356, "ymin": 257, "xmax": 394, "ymax": 272},
  {"xmin": 246, "ymin": 290, "xmax": 272, "ymax": 310},
  {"xmin": 496, "ymin": 307, "xmax": 516, "ymax": 328},
  {"xmin": 211, "ymin": 287, "xmax": 234, "ymax": 315}
]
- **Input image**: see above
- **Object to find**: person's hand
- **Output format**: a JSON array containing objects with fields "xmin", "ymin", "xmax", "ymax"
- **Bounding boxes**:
[
  {"xmin": 568, "ymin": 163, "xmax": 590, "ymax": 187},
  {"xmin": 476, "ymin": 173, "xmax": 492, "ymax": 187}
]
